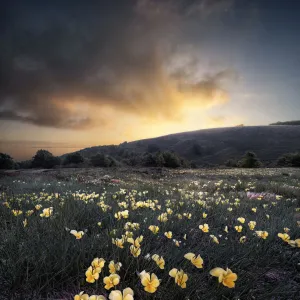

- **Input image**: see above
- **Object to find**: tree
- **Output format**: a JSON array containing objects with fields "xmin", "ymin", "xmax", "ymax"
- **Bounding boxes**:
[
  {"xmin": 90, "ymin": 153, "xmax": 111, "ymax": 167},
  {"xmin": 277, "ymin": 152, "xmax": 300, "ymax": 167},
  {"xmin": 238, "ymin": 151, "xmax": 261, "ymax": 168},
  {"xmin": 162, "ymin": 151, "xmax": 181, "ymax": 168},
  {"xmin": 0, "ymin": 153, "xmax": 14, "ymax": 169},
  {"xmin": 32, "ymin": 150, "xmax": 60, "ymax": 169},
  {"xmin": 63, "ymin": 152, "xmax": 84, "ymax": 165}
]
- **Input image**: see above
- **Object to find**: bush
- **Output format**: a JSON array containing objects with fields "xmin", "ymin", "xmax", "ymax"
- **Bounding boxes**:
[
  {"xmin": 162, "ymin": 151, "xmax": 181, "ymax": 168},
  {"xmin": 90, "ymin": 153, "xmax": 112, "ymax": 167},
  {"xmin": 63, "ymin": 152, "xmax": 84, "ymax": 165},
  {"xmin": 238, "ymin": 151, "xmax": 261, "ymax": 168},
  {"xmin": 0, "ymin": 153, "xmax": 14, "ymax": 169},
  {"xmin": 225, "ymin": 159, "xmax": 239, "ymax": 167},
  {"xmin": 277, "ymin": 152, "xmax": 300, "ymax": 167},
  {"xmin": 32, "ymin": 150, "xmax": 61, "ymax": 169}
]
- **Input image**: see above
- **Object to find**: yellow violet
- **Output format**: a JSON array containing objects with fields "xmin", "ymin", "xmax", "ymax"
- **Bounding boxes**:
[
  {"xmin": 74, "ymin": 291, "xmax": 89, "ymax": 300},
  {"xmin": 199, "ymin": 223, "xmax": 209, "ymax": 233},
  {"xmin": 91, "ymin": 258, "xmax": 105, "ymax": 273},
  {"xmin": 255, "ymin": 231, "xmax": 268, "ymax": 239},
  {"xmin": 40, "ymin": 207, "xmax": 53, "ymax": 218},
  {"xmin": 248, "ymin": 221, "xmax": 256, "ymax": 231},
  {"xmin": 164, "ymin": 231, "xmax": 172, "ymax": 239},
  {"xmin": 12, "ymin": 210, "xmax": 23, "ymax": 216},
  {"xmin": 288, "ymin": 239, "xmax": 300, "ymax": 248},
  {"xmin": 109, "ymin": 288, "xmax": 134, "ymax": 300},
  {"xmin": 203, "ymin": 212, "xmax": 207, "ymax": 218},
  {"xmin": 85, "ymin": 266, "xmax": 100, "ymax": 283},
  {"xmin": 103, "ymin": 274, "xmax": 120, "ymax": 290},
  {"xmin": 237, "ymin": 217, "xmax": 245, "ymax": 224},
  {"xmin": 278, "ymin": 233, "xmax": 290, "ymax": 242},
  {"xmin": 234, "ymin": 226, "xmax": 243, "ymax": 233},
  {"xmin": 130, "ymin": 245, "xmax": 141, "ymax": 257},
  {"xmin": 148, "ymin": 225, "xmax": 159, "ymax": 234},
  {"xmin": 109, "ymin": 261, "xmax": 122, "ymax": 274},
  {"xmin": 70, "ymin": 230, "xmax": 85, "ymax": 240},
  {"xmin": 239, "ymin": 236, "xmax": 247, "ymax": 243},
  {"xmin": 210, "ymin": 235, "xmax": 219, "ymax": 244},
  {"xmin": 152, "ymin": 254, "xmax": 165, "ymax": 269},
  {"xmin": 140, "ymin": 271, "xmax": 160, "ymax": 293},
  {"xmin": 184, "ymin": 253, "xmax": 203, "ymax": 268},
  {"xmin": 210, "ymin": 267, "xmax": 238, "ymax": 288},
  {"xmin": 169, "ymin": 268, "xmax": 188, "ymax": 288}
]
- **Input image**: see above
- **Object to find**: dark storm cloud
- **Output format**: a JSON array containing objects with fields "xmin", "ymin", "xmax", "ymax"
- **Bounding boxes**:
[{"xmin": 0, "ymin": 0, "xmax": 237, "ymax": 129}]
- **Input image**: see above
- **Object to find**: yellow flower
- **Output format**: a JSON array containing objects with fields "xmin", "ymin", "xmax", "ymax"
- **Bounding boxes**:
[
  {"xmin": 255, "ymin": 231, "xmax": 268, "ymax": 239},
  {"xmin": 169, "ymin": 268, "xmax": 188, "ymax": 288},
  {"xmin": 127, "ymin": 236, "xmax": 143, "ymax": 248},
  {"xmin": 26, "ymin": 210, "xmax": 34, "ymax": 216},
  {"xmin": 266, "ymin": 214, "xmax": 270, "ymax": 219},
  {"xmin": 74, "ymin": 291, "xmax": 89, "ymax": 300},
  {"xmin": 248, "ymin": 221, "xmax": 256, "ymax": 230},
  {"xmin": 91, "ymin": 258, "xmax": 105, "ymax": 273},
  {"xmin": 278, "ymin": 233, "xmax": 290, "ymax": 242},
  {"xmin": 210, "ymin": 235, "xmax": 219, "ymax": 244},
  {"xmin": 140, "ymin": 271, "xmax": 160, "ymax": 293},
  {"xmin": 113, "ymin": 237, "xmax": 125, "ymax": 248},
  {"xmin": 203, "ymin": 212, "xmax": 207, "ymax": 218},
  {"xmin": 224, "ymin": 226, "xmax": 228, "ymax": 233},
  {"xmin": 70, "ymin": 230, "xmax": 84, "ymax": 240},
  {"xmin": 12, "ymin": 210, "xmax": 23, "ymax": 216},
  {"xmin": 130, "ymin": 245, "xmax": 141, "ymax": 257},
  {"xmin": 89, "ymin": 296, "xmax": 106, "ymax": 300},
  {"xmin": 284, "ymin": 227, "xmax": 290, "ymax": 233},
  {"xmin": 227, "ymin": 207, "xmax": 233, "ymax": 212},
  {"xmin": 152, "ymin": 254, "xmax": 165, "ymax": 269},
  {"xmin": 184, "ymin": 253, "xmax": 203, "ymax": 268},
  {"xmin": 85, "ymin": 266, "xmax": 100, "ymax": 283},
  {"xmin": 239, "ymin": 236, "xmax": 247, "ymax": 243},
  {"xmin": 104, "ymin": 274, "xmax": 120, "ymax": 290},
  {"xmin": 251, "ymin": 208, "xmax": 257, "ymax": 213},
  {"xmin": 157, "ymin": 213, "xmax": 168, "ymax": 222},
  {"xmin": 97, "ymin": 222, "xmax": 102, "ymax": 227},
  {"xmin": 183, "ymin": 234, "xmax": 187, "ymax": 240},
  {"xmin": 109, "ymin": 261, "xmax": 122, "ymax": 274},
  {"xmin": 35, "ymin": 204, "xmax": 42, "ymax": 210},
  {"xmin": 40, "ymin": 207, "xmax": 53, "ymax": 218},
  {"xmin": 114, "ymin": 210, "xmax": 129, "ymax": 220},
  {"xmin": 148, "ymin": 225, "xmax": 159, "ymax": 234},
  {"xmin": 23, "ymin": 219, "xmax": 28, "ymax": 227},
  {"xmin": 109, "ymin": 288, "xmax": 134, "ymax": 300},
  {"xmin": 234, "ymin": 226, "xmax": 243, "ymax": 233},
  {"xmin": 210, "ymin": 267, "xmax": 238, "ymax": 288},
  {"xmin": 237, "ymin": 217, "xmax": 245, "ymax": 224},
  {"xmin": 173, "ymin": 239, "xmax": 181, "ymax": 247},
  {"xmin": 164, "ymin": 231, "xmax": 172, "ymax": 239},
  {"xmin": 288, "ymin": 239, "xmax": 300, "ymax": 248},
  {"xmin": 199, "ymin": 223, "xmax": 209, "ymax": 233}
]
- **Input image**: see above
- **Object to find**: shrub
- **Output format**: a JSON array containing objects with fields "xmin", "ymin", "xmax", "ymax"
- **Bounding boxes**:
[
  {"xmin": 90, "ymin": 153, "xmax": 111, "ymax": 167},
  {"xmin": 238, "ymin": 151, "xmax": 261, "ymax": 168},
  {"xmin": 162, "ymin": 151, "xmax": 181, "ymax": 168},
  {"xmin": 277, "ymin": 152, "xmax": 300, "ymax": 167},
  {"xmin": 31, "ymin": 150, "xmax": 60, "ymax": 169},
  {"xmin": 0, "ymin": 153, "xmax": 14, "ymax": 169},
  {"xmin": 63, "ymin": 152, "xmax": 84, "ymax": 165},
  {"xmin": 225, "ymin": 159, "xmax": 239, "ymax": 167}
]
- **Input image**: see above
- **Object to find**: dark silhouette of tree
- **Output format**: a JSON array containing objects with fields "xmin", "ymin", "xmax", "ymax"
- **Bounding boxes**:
[
  {"xmin": 32, "ymin": 150, "xmax": 60, "ymax": 169},
  {"xmin": 0, "ymin": 153, "xmax": 14, "ymax": 169}
]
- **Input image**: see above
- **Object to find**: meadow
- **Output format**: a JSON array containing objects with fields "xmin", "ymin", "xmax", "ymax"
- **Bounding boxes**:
[{"xmin": 0, "ymin": 167, "xmax": 300, "ymax": 300}]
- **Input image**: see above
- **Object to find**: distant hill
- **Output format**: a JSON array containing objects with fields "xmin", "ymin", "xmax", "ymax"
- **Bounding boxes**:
[
  {"xmin": 69, "ymin": 125, "xmax": 300, "ymax": 166},
  {"xmin": 270, "ymin": 120, "xmax": 300, "ymax": 125}
]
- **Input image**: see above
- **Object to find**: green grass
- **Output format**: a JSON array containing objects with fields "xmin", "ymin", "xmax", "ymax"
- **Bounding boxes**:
[{"xmin": 0, "ymin": 168, "xmax": 300, "ymax": 300}]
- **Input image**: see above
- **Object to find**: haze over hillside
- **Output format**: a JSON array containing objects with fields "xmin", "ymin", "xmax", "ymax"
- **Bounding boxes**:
[{"xmin": 73, "ymin": 125, "xmax": 300, "ymax": 166}]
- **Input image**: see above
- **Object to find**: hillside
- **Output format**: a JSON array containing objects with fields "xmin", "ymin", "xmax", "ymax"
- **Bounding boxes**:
[{"xmin": 72, "ymin": 125, "xmax": 300, "ymax": 166}]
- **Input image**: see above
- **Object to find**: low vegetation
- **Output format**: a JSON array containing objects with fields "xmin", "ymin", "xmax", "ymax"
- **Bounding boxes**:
[{"xmin": 0, "ymin": 168, "xmax": 300, "ymax": 299}]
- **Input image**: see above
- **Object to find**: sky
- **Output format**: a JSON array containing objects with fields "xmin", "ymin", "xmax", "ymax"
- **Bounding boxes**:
[{"xmin": 1, "ymin": 0, "xmax": 300, "ymax": 160}]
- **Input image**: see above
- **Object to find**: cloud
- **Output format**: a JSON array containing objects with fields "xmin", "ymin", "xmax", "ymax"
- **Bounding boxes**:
[{"xmin": 0, "ymin": 0, "xmax": 238, "ymax": 129}]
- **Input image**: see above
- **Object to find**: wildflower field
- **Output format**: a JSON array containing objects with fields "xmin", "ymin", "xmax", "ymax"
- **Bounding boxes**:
[{"xmin": 0, "ymin": 168, "xmax": 300, "ymax": 300}]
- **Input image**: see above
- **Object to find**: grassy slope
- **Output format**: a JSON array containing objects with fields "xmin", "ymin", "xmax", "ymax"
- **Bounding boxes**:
[{"xmin": 75, "ymin": 126, "xmax": 300, "ymax": 165}]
